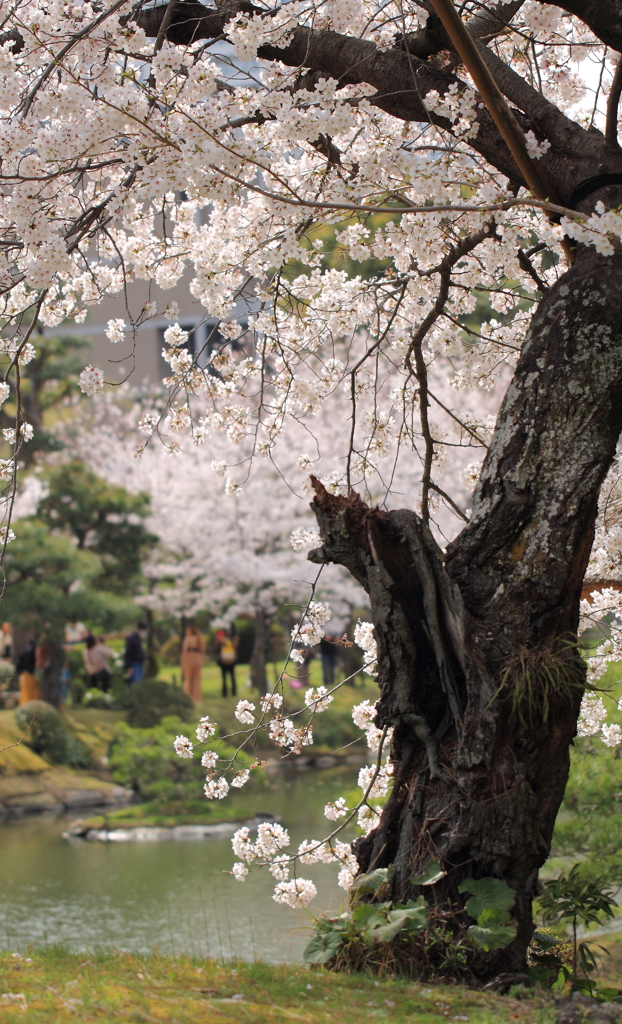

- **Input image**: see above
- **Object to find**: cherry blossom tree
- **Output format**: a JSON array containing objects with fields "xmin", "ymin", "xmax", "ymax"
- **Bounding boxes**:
[
  {"xmin": 55, "ymin": 387, "xmax": 366, "ymax": 691},
  {"xmin": 4, "ymin": 0, "xmax": 622, "ymax": 979}
]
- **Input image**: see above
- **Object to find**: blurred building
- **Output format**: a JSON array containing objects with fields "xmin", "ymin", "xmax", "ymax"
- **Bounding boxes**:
[{"xmin": 47, "ymin": 276, "xmax": 254, "ymax": 386}]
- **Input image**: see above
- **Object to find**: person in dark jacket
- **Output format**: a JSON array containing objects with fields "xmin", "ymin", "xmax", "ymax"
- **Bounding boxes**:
[{"xmin": 124, "ymin": 622, "xmax": 147, "ymax": 684}]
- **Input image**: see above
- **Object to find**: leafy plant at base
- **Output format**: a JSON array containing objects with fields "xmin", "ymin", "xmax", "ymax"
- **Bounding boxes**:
[
  {"xmin": 458, "ymin": 877, "xmax": 517, "ymax": 953},
  {"xmin": 304, "ymin": 867, "xmax": 428, "ymax": 967},
  {"xmin": 538, "ymin": 864, "xmax": 617, "ymax": 992}
]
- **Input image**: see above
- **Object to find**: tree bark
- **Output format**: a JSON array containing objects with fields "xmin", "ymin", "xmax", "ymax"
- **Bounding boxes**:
[
  {"xmin": 309, "ymin": 234, "xmax": 622, "ymax": 980},
  {"xmin": 250, "ymin": 607, "xmax": 269, "ymax": 695}
]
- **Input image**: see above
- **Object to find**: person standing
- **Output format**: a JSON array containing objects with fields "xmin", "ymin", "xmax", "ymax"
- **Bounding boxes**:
[
  {"xmin": 36, "ymin": 636, "xmax": 65, "ymax": 708},
  {"xmin": 181, "ymin": 625, "xmax": 205, "ymax": 703},
  {"xmin": 1, "ymin": 622, "xmax": 12, "ymax": 661},
  {"xmin": 124, "ymin": 622, "xmax": 147, "ymax": 684},
  {"xmin": 215, "ymin": 626, "xmax": 238, "ymax": 697},
  {"xmin": 17, "ymin": 640, "xmax": 38, "ymax": 704},
  {"xmin": 82, "ymin": 634, "xmax": 115, "ymax": 692}
]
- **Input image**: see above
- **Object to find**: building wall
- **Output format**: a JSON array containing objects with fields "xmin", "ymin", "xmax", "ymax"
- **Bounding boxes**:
[{"xmin": 47, "ymin": 276, "xmax": 214, "ymax": 385}]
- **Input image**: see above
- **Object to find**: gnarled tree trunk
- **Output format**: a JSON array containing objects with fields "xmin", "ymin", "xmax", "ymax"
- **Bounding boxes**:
[{"xmin": 309, "ymin": 241, "xmax": 622, "ymax": 979}]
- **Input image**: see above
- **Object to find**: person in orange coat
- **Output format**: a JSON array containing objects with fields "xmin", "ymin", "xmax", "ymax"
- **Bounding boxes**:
[
  {"xmin": 17, "ymin": 640, "xmax": 38, "ymax": 704},
  {"xmin": 181, "ymin": 625, "xmax": 205, "ymax": 703}
]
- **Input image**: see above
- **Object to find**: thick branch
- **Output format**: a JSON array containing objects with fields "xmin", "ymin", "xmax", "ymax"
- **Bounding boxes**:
[
  {"xmin": 606, "ymin": 54, "xmax": 622, "ymax": 147},
  {"xmin": 550, "ymin": 1, "xmax": 622, "ymax": 53},
  {"xmin": 137, "ymin": 2, "xmax": 622, "ymax": 203}
]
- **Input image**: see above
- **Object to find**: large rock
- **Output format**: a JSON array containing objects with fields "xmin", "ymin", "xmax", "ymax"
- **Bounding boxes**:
[
  {"xmin": 4, "ymin": 791, "xmax": 64, "ymax": 814},
  {"xmin": 62, "ymin": 789, "xmax": 107, "ymax": 808},
  {"xmin": 556, "ymin": 994, "xmax": 622, "ymax": 1024}
]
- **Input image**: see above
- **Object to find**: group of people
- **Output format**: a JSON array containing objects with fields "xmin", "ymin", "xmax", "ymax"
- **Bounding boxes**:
[
  {"xmin": 7, "ymin": 619, "xmax": 150, "ymax": 708},
  {"xmin": 76, "ymin": 620, "xmax": 149, "ymax": 690},
  {"xmin": 181, "ymin": 624, "xmax": 238, "ymax": 701},
  {"xmin": 15, "ymin": 636, "xmax": 71, "ymax": 709},
  {"xmin": 8, "ymin": 615, "xmax": 341, "ymax": 710}
]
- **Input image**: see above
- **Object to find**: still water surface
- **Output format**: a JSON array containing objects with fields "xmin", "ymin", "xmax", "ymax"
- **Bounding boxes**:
[{"xmin": 0, "ymin": 767, "xmax": 356, "ymax": 963}]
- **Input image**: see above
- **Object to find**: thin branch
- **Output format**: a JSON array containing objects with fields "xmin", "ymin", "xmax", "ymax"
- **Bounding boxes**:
[
  {"xmin": 207, "ymin": 165, "xmax": 586, "ymax": 221},
  {"xmin": 429, "ymin": 481, "xmax": 469, "ymax": 521}
]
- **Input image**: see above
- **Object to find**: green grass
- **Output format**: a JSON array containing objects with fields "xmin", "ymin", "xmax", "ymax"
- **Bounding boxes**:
[
  {"xmin": 0, "ymin": 949, "xmax": 555, "ymax": 1024},
  {"xmin": 594, "ymin": 933, "xmax": 622, "ymax": 987}
]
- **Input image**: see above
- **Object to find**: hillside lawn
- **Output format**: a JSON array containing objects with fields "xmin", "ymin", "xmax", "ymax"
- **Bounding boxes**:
[{"xmin": 0, "ymin": 946, "xmax": 563, "ymax": 1024}]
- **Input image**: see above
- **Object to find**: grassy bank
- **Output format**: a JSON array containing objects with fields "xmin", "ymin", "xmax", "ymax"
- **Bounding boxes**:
[{"xmin": 0, "ymin": 948, "xmax": 556, "ymax": 1024}]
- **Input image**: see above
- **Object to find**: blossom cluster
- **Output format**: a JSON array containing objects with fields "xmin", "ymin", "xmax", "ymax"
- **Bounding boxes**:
[{"xmin": 290, "ymin": 601, "xmax": 332, "ymax": 662}]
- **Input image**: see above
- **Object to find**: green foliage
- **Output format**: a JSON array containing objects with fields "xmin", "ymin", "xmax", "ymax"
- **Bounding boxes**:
[
  {"xmin": 0, "ymin": 333, "xmax": 90, "ymax": 466},
  {"xmin": 467, "ymin": 910, "xmax": 517, "ymax": 954},
  {"xmin": 2, "ymin": 517, "xmax": 138, "ymax": 636},
  {"xmin": 109, "ymin": 716, "xmax": 204, "ymax": 800},
  {"xmin": 537, "ymin": 864, "xmax": 617, "ymax": 992},
  {"xmin": 160, "ymin": 634, "xmax": 181, "ymax": 665},
  {"xmin": 38, "ymin": 460, "xmax": 157, "ymax": 593},
  {"xmin": 15, "ymin": 700, "xmax": 67, "ymax": 762},
  {"xmin": 458, "ymin": 877, "xmax": 516, "ymax": 918},
  {"xmin": 303, "ymin": 927, "xmax": 345, "ymax": 965},
  {"xmin": 303, "ymin": 898, "xmax": 428, "ymax": 965},
  {"xmin": 458, "ymin": 877, "xmax": 517, "ymax": 953},
  {"xmin": 14, "ymin": 700, "xmax": 90, "ymax": 766},
  {"xmin": 552, "ymin": 738, "xmax": 622, "ymax": 881},
  {"xmin": 412, "ymin": 860, "xmax": 446, "ymax": 887},
  {"xmin": 64, "ymin": 732, "xmax": 93, "ymax": 767},
  {"xmin": 350, "ymin": 868, "xmax": 390, "ymax": 898},
  {"xmin": 304, "ymin": 863, "xmax": 428, "ymax": 967},
  {"xmin": 124, "ymin": 679, "xmax": 194, "ymax": 728},
  {"xmin": 82, "ymin": 686, "xmax": 116, "ymax": 710},
  {"xmin": 108, "ymin": 715, "xmax": 244, "ymax": 801},
  {"xmin": 539, "ymin": 865, "xmax": 617, "ymax": 931}
]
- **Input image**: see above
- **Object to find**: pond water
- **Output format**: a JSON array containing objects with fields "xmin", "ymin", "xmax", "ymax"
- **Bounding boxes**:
[{"xmin": 0, "ymin": 767, "xmax": 357, "ymax": 963}]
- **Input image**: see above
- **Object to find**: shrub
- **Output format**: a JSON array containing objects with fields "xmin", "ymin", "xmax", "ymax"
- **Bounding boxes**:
[
  {"xmin": 125, "ymin": 679, "xmax": 194, "ymax": 728},
  {"xmin": 14, "ymin": 700, "xmax": 90, "ymax": 766},
  {"xmin": 15, "ymin": 700, "xmax": 69, "ymax": 763},
  {"xmin": 109, "ymin": 715, "xmax": 220, "ymax": 800},
  {"xmin": 65, "ymin": 733, "xmax": 93, "ymax": 768},
  {"xmin": 83, "ymin": 687, "xmax": 116, "ymax": 710}
]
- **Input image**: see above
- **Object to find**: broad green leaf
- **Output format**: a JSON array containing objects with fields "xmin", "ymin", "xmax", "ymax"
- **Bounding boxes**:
[
  {"xmin": 317, "ymin": 915, "xmax": 351, "ymax": 934},
  {"xmin": 352, "ymin": 903, "xmax": 390, "ymax": 928},
  {"xmin": 367, "ymin": 905, "xmax": 427, "ymax": 945},
  {"xmin": 467, "ymin": 920, "xmax": 516, "ymax": 952},
  {"xmin": 303, "ymin": 929, "xmax": 344, "ymax": 964},
  {"xmin": 412, "ymin": 860, "xmax": 446, "ymax": 886},
  {"xmin": 458, "ymin": 877, "xmax": 516, "ymax": 918},
  {"xmin": 477, "ymin": 907, "xmax": 511, "ymax": 928},
  {"xmin": 351, "ymin": 868, "xmax": 390, "ymax": 897}
]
